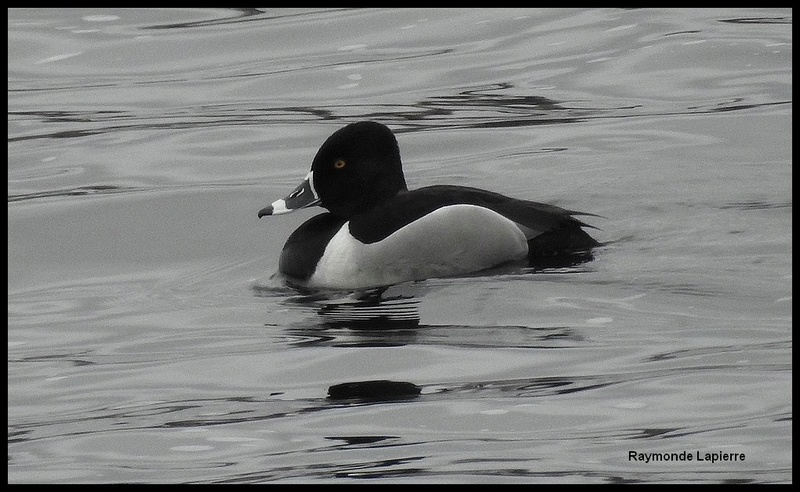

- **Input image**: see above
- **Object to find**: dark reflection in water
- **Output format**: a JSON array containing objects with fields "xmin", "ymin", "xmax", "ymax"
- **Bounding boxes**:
[
  {"xmin": 10, "ymin": 351, "xmax": 96, "ymax": 367},
  {"xmin": 8, "ymin": 184, "xmax": 134, "ymax": 203},
  {"xmin": 9, "ymin": 82, "xmax": 791, "ymax": 146},
  {"xmin": 328, "ymin": 380, "xmax": 422, "ymax": 401},
  {"xmin": 141, "ymin": 8, "xmax": 266, "ymax": 30},
  {"xmin": 268, "ymin": 286, "xmax": 589, "ymax": 349},
  {"xmin": 10, "ymin": 361, "xmax": 789, "ymax": 484},
  {"xmin": 254, "ymin": 267, "xmax": 597, "ymax": 349},
  {"xmin": 283, "ymin": 321, "xmax": 587, "ymax": 349},
  {"xmin": 285, "ymin": 285, "xmax": 423, "ymax": 330},
  {"xmin": 719, "ymin": 200, "xmax": 792, "ymax": 211},
  {"xmin": 254, "ymin": 253, "xmax": 597, "ymax": 348},
  {"xmin": 140, "ymin": 8, "xmax": 350, "ymax": 31},
  {"xmin": 645, "ymin": 340, "xmax": 791, "ymax": 363},
  {"xmin": 315, "ymin": 295, "xmax": 421, "ymax": 328},
  {"xmin": 718, "ymin": 16, "xmax": 792, "ymax": 25},
  {"xmin": 13, "ymin": 363, "xmax": 779, "ymax": 437},
  {"xmin": 325, "ymin": 435, "xmax": 400, "ymax": 447}
]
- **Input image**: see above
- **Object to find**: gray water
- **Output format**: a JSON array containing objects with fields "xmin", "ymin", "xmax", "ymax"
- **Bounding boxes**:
[{"xmin": 8, "ymin": 8, "xmax": 792, "ymax": 483}]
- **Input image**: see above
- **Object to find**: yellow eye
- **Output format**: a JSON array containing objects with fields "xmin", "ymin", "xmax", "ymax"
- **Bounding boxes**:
[{"xmin": 333, "ymin": 159, "xmax": 346, "ymax": 169}]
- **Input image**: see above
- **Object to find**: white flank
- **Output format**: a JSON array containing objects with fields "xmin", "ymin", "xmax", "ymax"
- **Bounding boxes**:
[{"xmin": 308, "ymin": 204, "xmax": 528, "ymax": 289}]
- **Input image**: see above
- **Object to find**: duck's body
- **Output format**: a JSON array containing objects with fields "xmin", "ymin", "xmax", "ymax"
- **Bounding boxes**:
[{"xmin": 259, "ymin": 121, "xmax": 599, "ymax": 290}]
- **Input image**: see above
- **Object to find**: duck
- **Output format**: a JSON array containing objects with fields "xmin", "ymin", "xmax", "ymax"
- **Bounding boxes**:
[{"xmin": 258, "ymin": 121, "xmax": 599, "ymax": 290}]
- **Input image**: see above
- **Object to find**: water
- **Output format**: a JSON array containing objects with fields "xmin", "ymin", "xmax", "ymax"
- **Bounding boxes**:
[{"xmin": 8, "ymin": 8, "xmax": 791, "ymax": 483}]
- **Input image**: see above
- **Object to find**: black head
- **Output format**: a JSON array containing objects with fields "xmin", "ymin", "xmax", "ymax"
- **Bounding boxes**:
[{"xmin": 310, "ymin": 121, "xmax": 408, "ymax": 218}]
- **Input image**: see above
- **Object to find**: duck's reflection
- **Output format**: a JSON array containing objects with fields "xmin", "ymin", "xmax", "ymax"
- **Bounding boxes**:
[
  {"xmin": 327, "ymin": 380, "xmax": 422, "ymax": 401},
  {"xmin": 255, "ymin": 276, "xmax": 592, "ymax": 403},
  {"xmin": 277, "ymin": 249, "xmax": 597, "ymax": 332},
  {"xmin": 276, "ymin": 291, "xmax": 586, "ymax": 350},
  {"xmin": 255, "ymin": 256, "xmax": 597, "ymax": 348},
  {"xmin": 284, "ymin": 281, "xmax": 427, "ymax": 330}
]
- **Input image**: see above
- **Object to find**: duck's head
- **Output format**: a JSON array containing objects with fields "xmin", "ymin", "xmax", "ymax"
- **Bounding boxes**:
[{"xmin": 259, "ymin": 121, "xmax": 408, "ymax": 219}]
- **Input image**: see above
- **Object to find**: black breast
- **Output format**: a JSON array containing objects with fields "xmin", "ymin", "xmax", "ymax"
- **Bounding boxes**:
[{"xmin": 279, "ymin": 213, "xmax": 346, "ymax": 281}]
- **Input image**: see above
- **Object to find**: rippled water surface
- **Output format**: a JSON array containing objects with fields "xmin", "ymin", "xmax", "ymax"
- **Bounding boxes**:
[{"xmin": 8, "ymin": 8, "xmax": 791, "ymax": 483}]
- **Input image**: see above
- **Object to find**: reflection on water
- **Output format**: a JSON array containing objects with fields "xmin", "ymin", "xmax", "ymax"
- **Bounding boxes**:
[
  {"xmin": 283, "ymin": 321, "xmax": 587, "ymax": 350},
  {"xmin": 256, "ymin": 259, "xmax": 600, "ymax": 340},
  {"xmin": 285, "ymin": 283, "xmax": 424, "ymax": 328},
  {"xmin": 141, "ymin": 8, "xmax": 275, "ymax": 30},
  {"xmin": 10, "ymin": 82, "xmax": 791, "ymax": 150},
  {"xmin": 327, "ymin": 380, "xmax": 422, "ymax": 401},
  {"xmin": 8, "ymin": 7, "xmax": 791, "ymax": 484},
  {"xmin": 8, "ymin": 184, "xmax": 133, "ymax": 202},
  {"xmin": 252, "ymin": 242, "xmax": 600, "ymax": 331}
]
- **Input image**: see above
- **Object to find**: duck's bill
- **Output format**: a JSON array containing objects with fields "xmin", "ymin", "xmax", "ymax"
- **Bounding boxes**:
[{"xmin": 258, "ymin": 171, "xmax": 320, "ymax": 217}]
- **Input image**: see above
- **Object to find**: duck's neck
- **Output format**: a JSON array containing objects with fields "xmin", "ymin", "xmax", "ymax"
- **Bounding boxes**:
[{"xmin": 330, "ymin": 173, "xmax": 407, "ymax": 219}]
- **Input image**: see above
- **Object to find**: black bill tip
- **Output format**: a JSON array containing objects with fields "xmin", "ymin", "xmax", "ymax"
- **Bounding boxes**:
[{"xmin": 257, "ymin": 206, "xmax": 273, "ymax": 218}]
